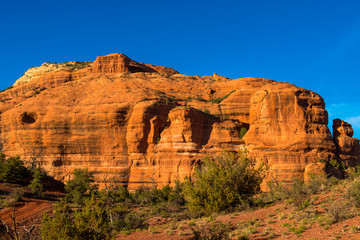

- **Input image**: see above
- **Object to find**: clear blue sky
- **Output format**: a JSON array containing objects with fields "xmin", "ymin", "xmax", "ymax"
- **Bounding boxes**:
[{"xmin": 1, "ymin": 0, "xmax": 359, "ymax": 138}]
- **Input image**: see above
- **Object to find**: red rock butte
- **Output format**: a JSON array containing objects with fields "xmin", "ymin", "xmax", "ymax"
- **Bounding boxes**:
[{"xmin": 1, "ymin": 53, "xmax": 359, "ymax": 190}]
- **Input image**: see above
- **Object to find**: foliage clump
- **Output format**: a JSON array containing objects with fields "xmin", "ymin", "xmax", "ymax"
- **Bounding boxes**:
[
  {"xmin": 183, "ymin": 150, "xmax": 265, "ymax": 214},
  {"xmin": 239, "ymin": 127, "xmax": 248, "ymax": 139},
  {"xmin": 191, "ymin": 220, "xmax": 232, "ymax": 240},
  {"xmin": 0, "ymin": 154, "xmax": 31, "ymax": 183},
  {"xmin": 29, "ymin": 168, "xmax": 45, "ymax": 198},
  {"xmin": 261, "ymin": 175, "xmax": 332, "ymax": 209},
  {"xmin": 347, "ymin": 178, "xmax": 360, "ymax": 207},
  {"xmin": 41, "ymin": 169, "xmax": 149, "ymax": 239},
  {"xmin": 209, "ymin": 90, "xmax": 235, "ymax": 104},
  {"xmin": 65, "ymin": 168, "xmax": 98, "ymax": 205}
]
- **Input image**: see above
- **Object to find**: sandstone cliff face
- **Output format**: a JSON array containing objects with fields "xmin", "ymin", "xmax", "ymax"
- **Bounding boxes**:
[
  {"xmin": 13, "ymin": 61, "xmax": 92, "ymax": 86},
  {"xmin": 333, "ymin": 119, "xmax": 360, "ymax": 166},
  {"xmin": 243, "ymin": 84, "xmax": 337, "ymax": 186},
  {"xmin": 0, "ymin": 53, "xmax": 358, "ymax": 189},
  {"xmin": 91, "ymin": 53, "xmax": 179, "ymax": 75}
]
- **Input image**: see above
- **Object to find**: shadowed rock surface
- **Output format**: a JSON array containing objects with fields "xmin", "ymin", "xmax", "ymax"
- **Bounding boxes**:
[{"xmin": 0, "ymin": 53, "xmax": 359, "ymax": 190}]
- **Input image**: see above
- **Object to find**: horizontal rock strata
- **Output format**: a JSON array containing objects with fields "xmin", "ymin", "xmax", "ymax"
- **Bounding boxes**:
[{"xmin": 0, "ymin": 53, "xmax": 358, "ymax": 190}]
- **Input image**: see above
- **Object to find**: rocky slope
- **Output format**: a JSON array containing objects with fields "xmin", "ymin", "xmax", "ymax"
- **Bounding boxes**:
[
  {"xmin": 12, "ymin": 61, "xmax": 93, "ymax": 86},
  {"xmin": 0, "ymin": 53, "xmax": 358, "ymax": 189}
]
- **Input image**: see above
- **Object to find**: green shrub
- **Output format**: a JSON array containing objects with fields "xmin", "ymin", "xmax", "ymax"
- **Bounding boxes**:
[
  {"xmin": 41, "ymin": 199, "xmax": 76, "ymax": 240},
  {"xmin": 290, "ymin": 225, "xmax": 306, "ymax": 235},
  {"xmin": 133, "ymin": 181, "xmax": 185, "ymax": 207},
  {"xmin": 65, "ymin": 169, "xmax": 97, "ymax": 205},
  {"xmin": 347, "ymin": 166, "xmax": 360, "ymax": 180},
  {"xmin": 327, "ymin": 200, "xmax": 351, "ymax": 223},
  {"xmin": 183, "ymin": 150, "xmax": 264, "ymax": 214},
  {"xmin": 72, "ymin": 195, "xmax": 112, "ymax": 239},
  {"xmin": 237, "ymin": 235, "xmax": 249, "ymax": 240},
  {"xmin": 0, "ymin": 156, "xmax": 31, "ymax": 183},
  {"xmin": 41, "ymin": 193, "xmax": 148, "ymax": 239},
  {"xmin": 306, "ymin": 174, "xmax": 329, "ymax": 193},
  {"xmin": 262, "ymin": 179, "xmax": 312, "ymax": 209},
  {"xmin": 98, "ymin": 185, "xmax": 131, "ymax": 204},
  {"xmin": 191, "ymin": 221, "xmax": 232, "ymax": 240},
  {"xmin": 287, "ymin": 179, "xmax": 311, "ymax": 209},
  {"xmin": 347, "ymin": 179, "xmax": 360, "ymax": 207},
  {"xmin": 327, "ymin": 158, "xmax": 345, "ymax": 171},
  {"xmin": 209, "ymin": 90, "xmax": 235, "ymax": 104},
  {"xmin": 29, "ymin": 168, "xmax": 45, "ymax": 198},
  {"xmin": 239, "ymin": 128, "xmax": 248, "ymax": 139},
  {"xmin": 2, "ymin": 188, "xmax": 24, "ymax": 208},
  {"xmin": 133, "ymin": 185, "xmax": 171, "ymax": 206}
]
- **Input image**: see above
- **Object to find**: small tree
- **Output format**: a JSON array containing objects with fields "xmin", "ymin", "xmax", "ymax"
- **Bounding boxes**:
[
  {"xmin": 65, "ymin": 169, "xmax": 97, "ymax": 205},
  {"xmin": 73, "ymin": 195, "xmax": 112, "ymax": 239},
  {"xmin": 41, "ymin": 199, "xmax": 76, "ymax": 240},
  {"xmin": 41, "ymin": 193, "xmax": 146, "ymax": 239},
  {"xmin": 29, "ymin": 168, "xmax": 45, "ymax": 198},
  {"xmin": 0, "ymin": 156, "xmax": 30, "ymax": 183},
  {"xmin": 183, "ymin": 150, "xmax": 265, "ymax": 214}
]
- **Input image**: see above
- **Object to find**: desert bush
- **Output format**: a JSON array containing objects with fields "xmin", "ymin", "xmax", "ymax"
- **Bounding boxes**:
[
  {"xmin": 347, "ymin": 166, "xmax": 360, "ymax": 180},
  {"xmin": 1, "ymin": 188, "xmax": 24, "ymax": 209},
  {"xmin": 306, "ymin": 174, "xmax": 329, "ymax": 193},
  {"xmin": 259, "ymin": 178, "xmax": 317, "ymax": 209},
  {"xmin": 29, "ymin": 168, "xmax": 45, "ymax": 198},
  {"xmin": 191, "ymin": 220, "xmax": 232, "ymax": 240},
  {"xmin": 72, "ymin": 195, "xmax": 112, "ymax": 239},
  {"xmin": 133, "ymin": 181, "xmax": 185, "ymax": 207},
  {"xmin": 257, "ymin": 181, "xmax": 287, "ymax": 204},
  {"xmin": 327, "ymin": 158, "xmax": 346, "ymax": 171},
  {"xmin": 183, "ymin": 150, "xmax": 264, "ymax": 214},
  {"xmin": 287, "ymin": 179, "xmax": 312, "ymax": 209},
  {"xmin": 117, "ymin": 210, "xmax": 148, "ymax": 230},
  {"xmin": 326, "ymin": 200, "xmax": 351, "ymax": 223},
  {"xmin": 41, "ymin": 194, "xmax": 148, "ymax": 240},
  {"xmin": 41, "ymin": 199, "xmax": 76, "ymax": 240},
  {"xmin": 239, "ymin": 128, "xmax": 248, "ymax": 139},
  {"xmin": 133, "ymin": 185, "xmax": 171, "ymax": 206},
  {"xmin": 347, "ymin": 178, "xmax": 360, "ymax": 207},
  {"xmin": 132, "ymin": 181, "xmax": 186, "ymax": 219},
  {"xmin": 0, "ymin": 156, "xmax": 31, "ymax": 183},
  {"xmin": 65, "ymin": 169, "xmax": 97, "ymax": 205},
  {"xmin": 209, "ymin": 90, "xmax": 235, "ymax": 104}
]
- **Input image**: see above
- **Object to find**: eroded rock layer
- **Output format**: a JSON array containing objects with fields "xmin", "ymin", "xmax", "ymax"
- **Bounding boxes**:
[
  {"xmin": 0, "ymin": 53, "xmax": 358, "ymax": 189},
  {"xmin": 333, "ymin": 119, "xmax": 360, "ymax": 166},
  {"xmin": 243, "ymin": 84, "xmax": 337, "ymax": 187}
]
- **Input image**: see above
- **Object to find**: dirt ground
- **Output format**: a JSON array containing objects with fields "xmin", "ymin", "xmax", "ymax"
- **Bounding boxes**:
[{"xmin": 2, "ymin": 183, "xmax": 360, "ymax": 239}]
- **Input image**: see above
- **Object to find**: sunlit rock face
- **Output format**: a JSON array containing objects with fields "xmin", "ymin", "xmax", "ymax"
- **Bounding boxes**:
[
  {"xmin": 0, "ymin": 53, "xmax": 356, "ymax": 190},
  {"xmin": 243, "ymin": 84, "xmax": 337, "ymax": 188},
  {"xmin": 333, "ymin": 119, "xmax": 360, "ymax": 167}
]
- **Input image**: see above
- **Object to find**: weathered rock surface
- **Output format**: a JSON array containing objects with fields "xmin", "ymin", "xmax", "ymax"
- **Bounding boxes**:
[
  {"xmin": 0, "ymin": 53, "xmax": 358, "ymax": 189},
  {"xmin": 333, "ymin": 119, "xmax": 360, "ymax": 166},
  {"xmin": 243, "ymin": 83, "xmax": 337, "ymax": 187},
  {"xmin": 13, "ymin": 61, "xmax": 92, "ymax": 86}
]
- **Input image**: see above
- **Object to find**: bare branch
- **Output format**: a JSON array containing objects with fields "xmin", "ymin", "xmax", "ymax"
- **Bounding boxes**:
[
  {"xmin": 9, "ymin": 206, "xmax": 19, "ymax": 240},
  {"xmin": 23, "ymin": 225, "xmax": 35, "ymax": 240}
]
